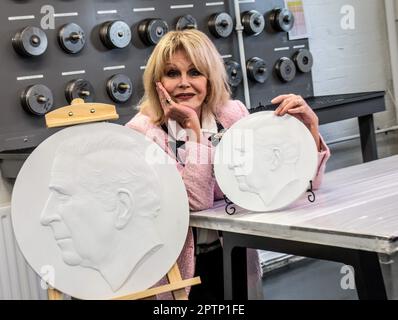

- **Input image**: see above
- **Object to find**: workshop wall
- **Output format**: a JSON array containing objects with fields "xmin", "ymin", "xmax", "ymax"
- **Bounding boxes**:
[{"xmin": 304, "ymin": 0, "xmax": 397, "ymax": 170}]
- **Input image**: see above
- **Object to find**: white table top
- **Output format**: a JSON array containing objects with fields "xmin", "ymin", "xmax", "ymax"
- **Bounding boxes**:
[{"xmin": 190, "ymin": 155, "xmax": 398, "ymax": 255}]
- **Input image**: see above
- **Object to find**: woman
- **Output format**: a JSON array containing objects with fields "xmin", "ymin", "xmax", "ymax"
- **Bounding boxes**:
[{"xmin": 126, "ymin": 29, "xmax": 331, "ymax": 299}]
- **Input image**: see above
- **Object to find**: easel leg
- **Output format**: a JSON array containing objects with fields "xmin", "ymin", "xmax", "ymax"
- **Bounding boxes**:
[
  {"xmin": 167, "ymin": 263, "xmax": 188, "ymax": 300},
  {"xmin": 48, "ymin": 288, "xmax": 64, "ymax": 300}
]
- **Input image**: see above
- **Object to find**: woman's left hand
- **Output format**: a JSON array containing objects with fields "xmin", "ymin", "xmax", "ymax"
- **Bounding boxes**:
[
  {"xmin": 272, "ymin": 94, "xmax": 321, "ymax": 151},
  {"xmin": 272, "ymin": 94, "xmax": 318, "ymax": 128}
]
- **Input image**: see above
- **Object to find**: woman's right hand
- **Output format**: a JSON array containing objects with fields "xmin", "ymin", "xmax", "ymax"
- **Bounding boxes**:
[{"xmin": 156, "ymin": 82, "xmax": 202, "ymax": 142}]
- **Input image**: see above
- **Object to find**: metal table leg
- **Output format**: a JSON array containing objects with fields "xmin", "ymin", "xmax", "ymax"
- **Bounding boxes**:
[
  {"xmin": 350, "ymin": 251, "xmax": 387, "ymax": 300},
  {"xmin": 358, "ymin": 114, "xmax": 378, "ymax": 162},
  {"xmin": 223, "ymin": 232, "xmax": 247, "ymax": 300},
  {"xmin": 222, "ymin": 232, "xmax": 387, "ymax": 300}
]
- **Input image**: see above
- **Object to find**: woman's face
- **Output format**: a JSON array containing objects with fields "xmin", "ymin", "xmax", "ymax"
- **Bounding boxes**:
[{"xmin": 161, "ymin": 50, "xmax": 208, "ymax": 113}]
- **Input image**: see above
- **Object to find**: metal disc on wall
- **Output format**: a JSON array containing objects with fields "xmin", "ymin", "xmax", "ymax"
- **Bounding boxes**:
[
  {"xmin": 106, "ymin": 74, "xmax": 133, "ymax": 103},
  {"xmin": 208, "ymin": 12, "xmax": 234, "ymax": 38},
  {"xmin": 275, "ymin": 57, "xmax": 297, "ymax": 82},
  {"xmin": 293, "ymin": 49, "xmax": 314, "ymax": 73},
  {"xmin": 242, "ymin": 10, "xmax": 265, "ymax": 36},
  {"xmin": 225, "ymin": 60, "xmax": 243, "ymax": 88},
  {"xmin": 269, "ymin": 8, "xmax": 295, "ymax": 32},
  {"xmin": 138, "ymin": 19, "xmax": 169, "ymax": 46},
  {"xmin": 176, "ymin": 15, "xmax": 198, "ymax": 30},
  {"xmin": 65, "ymin": 79, "xmax": 95, "ymax": 103},
  {"xmin": 20, "ymin": 84, "xmax": 53, "ymax": 116},
  {"xmin": 247, "ymin": 57, "xmax": 269, "ymax": 84},
  {"xmin": 12, "ymin": 26, "xmax": 48, "ymax": 57},
  {"xmin": 58, "ymin": 23, "xmax": 86, "ymax": 54},
  {"xmin": 99, "ymin": 20, "xmax": 131, "ymax": 49}
]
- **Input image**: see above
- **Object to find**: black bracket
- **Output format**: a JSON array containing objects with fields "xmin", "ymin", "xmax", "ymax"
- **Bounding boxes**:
[
  {"xmin": 223, "ymin": 180, "xmax": 316, "ymax": 215},
  {"xmin": 224, "ymin": 195, "xmax": 236, "ymax": 215},
  {"xmin": 307, "ymin": 180, "xmax": 316, "ymax": 203}
]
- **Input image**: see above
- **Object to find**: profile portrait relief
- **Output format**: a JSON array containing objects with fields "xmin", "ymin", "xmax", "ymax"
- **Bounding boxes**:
[
  {"xmin": 214, "ymin": 112, "xmax": 318, "ymax": 212},
  {"xmin": 11, "ymin": 123, "xmax": 190, "ymax": 299},
  {"xmin": 228, "ymin": 118, "xmax": 301, "ymax": 207},
  {"xmin": 39, "ymin": 131, "xmax": 164, "ymax": 292}
]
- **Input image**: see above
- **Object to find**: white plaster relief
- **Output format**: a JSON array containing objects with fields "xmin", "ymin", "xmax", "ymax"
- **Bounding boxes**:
[
  {"xmin": 215, "ymin": 112, "xmax": 318, "ymax": 212},
  {"xmin": 11, "ymin": 123, "xmax": 189, "ymax": 299}
]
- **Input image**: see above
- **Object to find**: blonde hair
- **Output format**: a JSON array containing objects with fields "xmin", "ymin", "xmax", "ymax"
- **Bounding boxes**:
[{"xmin": 139, "ymin": 29, "xmax": 231, "ymax": 125}]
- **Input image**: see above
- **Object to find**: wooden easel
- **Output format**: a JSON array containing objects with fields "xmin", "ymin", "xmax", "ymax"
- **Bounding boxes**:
[
  {"xmin": 45, "ymin": 98, "xmax": 119, "ymax": 128},
  {"xmin": 47, "ymin": 263, "xmax": 201, "ymax": 300},
  {"xmin": 44, "ymin": 99, "xmax": 201, "ymax": 300}
]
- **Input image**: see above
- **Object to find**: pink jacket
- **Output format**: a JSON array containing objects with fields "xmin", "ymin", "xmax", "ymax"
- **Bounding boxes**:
[{"xmin": 126, "ymin": 99, "xmax": 331, "ymax": 298}]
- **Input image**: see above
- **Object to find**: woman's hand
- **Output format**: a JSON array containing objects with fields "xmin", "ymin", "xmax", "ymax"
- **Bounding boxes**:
[
  {"xmin": 272, "ymin": 94, "xmax": 321, "ymax": 151},
  {"xmin": 156, "ymin": 82, "xmax": 202, "ymax": 143}
]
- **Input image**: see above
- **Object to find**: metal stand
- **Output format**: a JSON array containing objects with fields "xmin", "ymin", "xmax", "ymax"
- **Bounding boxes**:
[
  {"xmin": 223, "ymin": 180, "xmax": 316, "ymax": 214},
  {"xmin": 307, "ymin": 180, "xmax": 316, "ymax": 203},
  {"xmin": 224, "ymin": 195, "xmax": 236, "ymax": 215}
]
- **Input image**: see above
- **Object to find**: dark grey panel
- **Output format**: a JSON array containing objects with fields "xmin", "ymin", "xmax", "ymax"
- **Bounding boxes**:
[
  {"xmin": 238, "ymin": 0, "xmax": 313, "ymax": 108},
  {"xmin": 0, "ymin": 0, "xmax": 312, "ymax": 152}
]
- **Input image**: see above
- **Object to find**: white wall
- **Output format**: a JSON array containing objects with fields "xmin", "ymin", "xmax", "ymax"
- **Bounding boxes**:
[
  {"xmin": 304, "ymin": 0, "xmax": 397, "ymax": 143},
  {"xmin": 0, "ymin": 205, "xmax": 47, "ymax": 300},
  {"xmin": 0, "ymin": 171, "xmax": 12, "ymax": 206}
]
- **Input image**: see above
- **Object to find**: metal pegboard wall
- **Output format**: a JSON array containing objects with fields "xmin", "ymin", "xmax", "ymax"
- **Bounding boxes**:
[
  {"xmin": 0, "ymin": 0, "xmax": 313, "ymax": 152},
  {"xmin": 238, "ymin": 0, "xmax": 313, "ymax": 109}
]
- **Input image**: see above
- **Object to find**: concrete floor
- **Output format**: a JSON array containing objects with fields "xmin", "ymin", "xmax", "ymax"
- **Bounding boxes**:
[{"xmin": 262, "ymin": 259, "xmax": 358, "ymax": 300}]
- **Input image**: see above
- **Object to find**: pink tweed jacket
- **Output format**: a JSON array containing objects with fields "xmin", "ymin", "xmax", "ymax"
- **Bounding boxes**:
[{"xmin": 126, "ymin": 99, "xmax": 331, "ymax": 298}]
